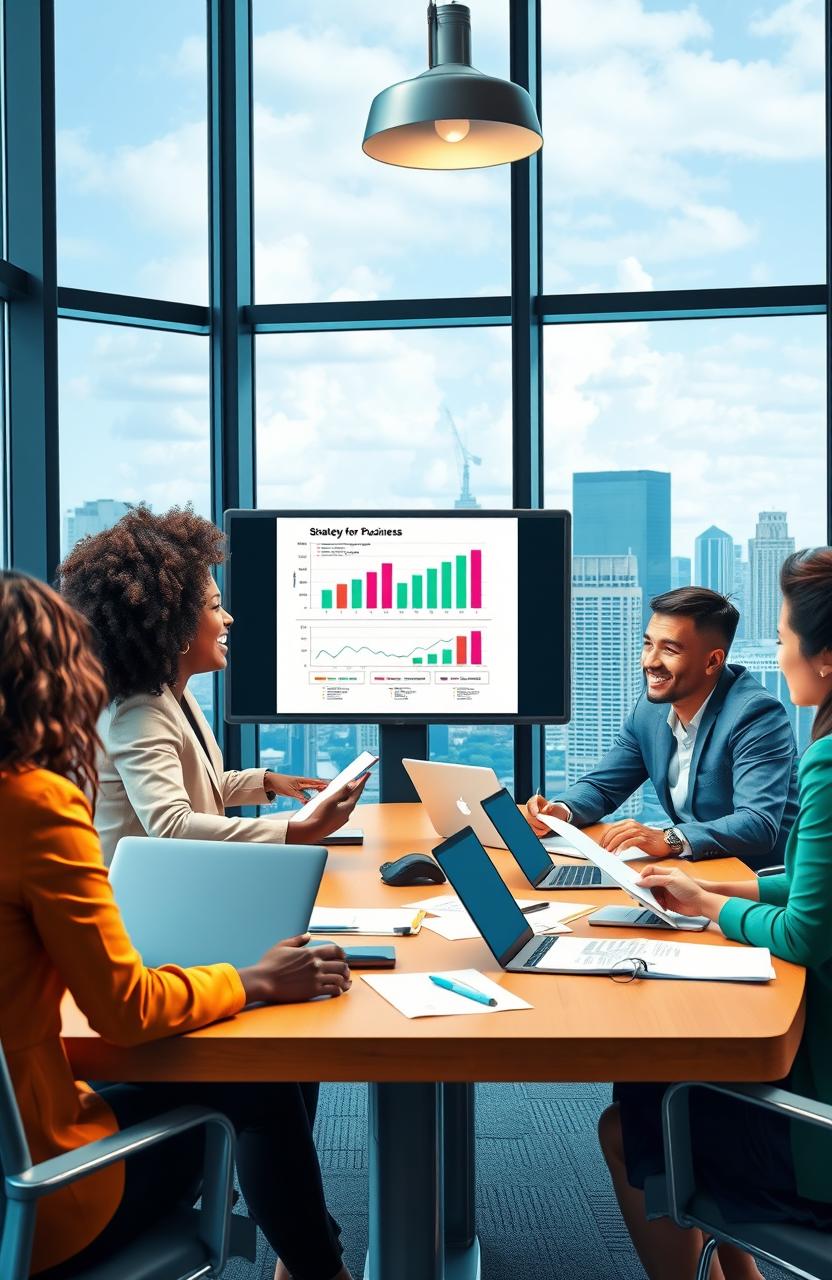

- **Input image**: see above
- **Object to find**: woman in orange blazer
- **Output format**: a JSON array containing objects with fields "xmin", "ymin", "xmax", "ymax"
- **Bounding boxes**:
[{"xmin": 0, "ymin": 572, "xmax": 354, "ymax": 1280}]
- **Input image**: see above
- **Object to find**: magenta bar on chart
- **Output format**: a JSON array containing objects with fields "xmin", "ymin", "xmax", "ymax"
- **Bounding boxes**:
[
  {"xmin": 470, "ymin": 550, "xmax": 482, "ymax": 608},
  {"xmin": 381, "ymin": 563, "xmax": 393, "ymax": 609},
  {"xmin": 366, "ymin": 571, "xmax": 378, "ymax": 609},
  {"xmin": 470, "ymin": 630, "xmax": 482, "ymax": 664}
]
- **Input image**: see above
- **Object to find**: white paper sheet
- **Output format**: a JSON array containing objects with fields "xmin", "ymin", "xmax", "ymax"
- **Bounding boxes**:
[
  {"xmin": 289, "ymin": 751, "xmax": 378, "ymax": 823},
  {"xmin": 362, "ymin": 969, "xmax": 533, "ymax": 1018},
  {"xmin": 536, "ymin": 815, "xmax": 680, "ymax": 925},
  {"xmin": 419, "ymin": 899, "xmax": 589, "ymax": 941}
]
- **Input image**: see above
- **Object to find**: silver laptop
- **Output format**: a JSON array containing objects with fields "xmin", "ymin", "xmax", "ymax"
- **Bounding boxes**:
[
  {"xmin": 433, "ymin": 827, "xmax": 568, "ymax": 972},
  {"xmin": 110, "ymin": 837, "xmax": 327, "ymax": 969},
  {"xmin": 402, "ymin": 758, "xmax": 563, "ymax": 853}
]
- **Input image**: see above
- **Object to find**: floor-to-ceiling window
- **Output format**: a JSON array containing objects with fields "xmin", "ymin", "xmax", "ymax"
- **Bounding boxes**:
[{"xmin": 1, "ymin": 0, "xmax": 827, "ymax": 812}]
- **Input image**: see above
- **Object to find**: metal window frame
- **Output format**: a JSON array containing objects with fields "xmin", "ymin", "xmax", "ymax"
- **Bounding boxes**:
[{"xmin": 0, "ymin": 0, "xmax": 828, "ymax": 788}]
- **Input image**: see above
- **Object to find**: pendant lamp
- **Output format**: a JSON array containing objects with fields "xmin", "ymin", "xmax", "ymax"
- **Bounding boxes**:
[{"xmin": 363, "ymin": 2, "xmax": 543, "ymax": 170}]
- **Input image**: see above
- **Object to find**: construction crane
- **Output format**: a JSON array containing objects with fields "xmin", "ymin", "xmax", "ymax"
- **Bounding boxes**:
[{"xmin": 444, "ymin": 406, "xmax": 481, "ymax": 509}]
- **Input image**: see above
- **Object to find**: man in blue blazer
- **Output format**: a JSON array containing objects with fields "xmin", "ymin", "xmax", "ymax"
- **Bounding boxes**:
[{"xmin": 528, "ymin": 587, "xmax": 799, "ymax": 871}]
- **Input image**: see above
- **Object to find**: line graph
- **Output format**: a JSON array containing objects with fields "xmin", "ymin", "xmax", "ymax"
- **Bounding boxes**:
[{"xmin": 310, "ymin": 628, "xmax": 483, "ymax": 667}]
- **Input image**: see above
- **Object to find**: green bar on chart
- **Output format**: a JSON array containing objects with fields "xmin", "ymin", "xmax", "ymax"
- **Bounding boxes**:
[
  {"xmin": 412, "ymin": 574, "xmax": 423, "ymax": 608},
  {"xmin": 455, "ymin": 555, "xmax": 467, "ymax": 608},
  {"xmin": 351, "ymin": 579, "xmax": 362, "ymax": 608},
  {"xmin": 412, "ymin": 657, "xmax": 423, "ymax": 664},
  {"xmin": 397, "ymin": 583, "xmax": 408, "ymax": 608},
  {"xmin": 427, "ymin": 568, "xmax": 438, "ymax": 608},
  {"xmin": 321, "ymin": 589, "xmax": 333, "ymax": 609},
  {"xmin": 427, "ymin": 653, "xmax": 438, "ymax": 664},
  {"xmin": 442, "ymin": 649, "xmax": 452, "ymax": 664},
  {"xmin": 441, "ymin": 562, "xmax": 452, "ymax": 608}
]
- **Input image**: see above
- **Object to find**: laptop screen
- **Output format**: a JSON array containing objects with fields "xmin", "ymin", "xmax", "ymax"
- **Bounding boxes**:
[
  {"xmin": 481, "ymin": 788, "xmax": 552, "ymax": 883},
  {"xmin": 432, "ymin": 828, "xmax": 533, "ymax": 968}
]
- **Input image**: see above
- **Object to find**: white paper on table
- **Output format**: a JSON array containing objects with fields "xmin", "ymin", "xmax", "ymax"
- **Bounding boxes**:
[
  {"xmin": 542, "ymin": 841, "xmax": 645, "ymax": 864},
  {"xmin": 420, "ymin": 900, "xmax": 586, "ymax": 941},
  {"xmin": 289, "ymin": 750, "xmax": 378, "ymax": 823},
  {"xmin": 536, "ymin": 815, "xmax": 680, "ymax": 926},
  {"xmin": 529, "ymin": 935, "xmax": 774, "ymax": 982},
  {"xmin": 309, "ymin": 907, "xmax": 420, "ymax": 935},
  {"xmin": 362, "ymin": 969, "xmax": 533, "ymax": 1018}
]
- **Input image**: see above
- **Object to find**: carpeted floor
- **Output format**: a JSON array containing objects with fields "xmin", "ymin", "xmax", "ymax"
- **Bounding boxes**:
[{"xmin": 224, "ymin": 1082, "xmax": 791, "ymax": 1280}]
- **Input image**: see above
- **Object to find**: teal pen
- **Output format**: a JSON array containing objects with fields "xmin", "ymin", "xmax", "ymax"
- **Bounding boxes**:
[{"xmin": 429, "ymin": 975, "xmax": 497, "ymax": 1007}]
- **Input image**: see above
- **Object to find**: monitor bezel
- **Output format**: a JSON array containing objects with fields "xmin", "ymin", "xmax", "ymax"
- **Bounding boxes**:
[{"xmin": 223, "ymin": 507, "xmax": 571, "ymax": 726}]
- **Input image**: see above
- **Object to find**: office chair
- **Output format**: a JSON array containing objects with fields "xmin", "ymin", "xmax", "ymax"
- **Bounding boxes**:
[
  {"xmin": 0, "ymin": 1040, "xmax": 256, "ymax": 1280},
  {"xmin": 652, "ymin": 1081, "xmax": 832, "ymax": 1280}
]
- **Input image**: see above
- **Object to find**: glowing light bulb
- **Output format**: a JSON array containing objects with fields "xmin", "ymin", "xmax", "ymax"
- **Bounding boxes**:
[{"xmin": 434, "ymin": 118, "xmax": 470, "ymax": 144}]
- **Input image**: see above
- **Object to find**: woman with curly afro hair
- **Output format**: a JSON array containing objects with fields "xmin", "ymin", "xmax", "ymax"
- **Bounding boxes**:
[
  {"xmin": 0, "ymin": 572, "xmax": 354, "ymax": 1280},
  {"xmin": 59, "ymin": 505, "xmax": 366, "ymax": 865}
]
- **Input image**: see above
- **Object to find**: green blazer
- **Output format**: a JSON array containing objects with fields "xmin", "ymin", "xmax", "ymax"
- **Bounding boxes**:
[{"xmin": 720, "ymin": 734, "xmax": 832, "ymax": 1203}]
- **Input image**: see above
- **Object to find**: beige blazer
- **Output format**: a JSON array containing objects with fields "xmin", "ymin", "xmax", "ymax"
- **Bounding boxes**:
[{"xmin": 95, "ymin": 685, "xmax": 289, "ymax": 865}]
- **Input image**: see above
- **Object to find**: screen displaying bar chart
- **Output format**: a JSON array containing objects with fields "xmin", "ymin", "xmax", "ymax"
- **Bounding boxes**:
[{"xmin": 274, "ymin": 516, "xmax": 518, "ymax": 716}]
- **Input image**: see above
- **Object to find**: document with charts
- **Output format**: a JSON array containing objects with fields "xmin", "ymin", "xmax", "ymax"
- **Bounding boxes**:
[{"xmin": 274, "ymin": 516, "xmax": 518, "ymax": 717}]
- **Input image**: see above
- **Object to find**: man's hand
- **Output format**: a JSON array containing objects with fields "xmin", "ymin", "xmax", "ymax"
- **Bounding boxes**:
[
  {"xmin": 598, "ymin": 820, "xmax": 670, "ymax": 858},
  {"xmin": 636, "ymin": 866, "xmax": 725, "ymax": 922},
  {"xmin": 525, "ymin": 795, "xmax": 572, "ymax": 836},
  {"xmin": 285, "ymin": 774, "xmax": 370, "ymax": 843},
  {"xmin": 265, "ymin": 772, "xmax": 327, "ymax": 804},
  {"xmin": 238, "ymin": 934, "xmax": 351, "ymax": 1005}
]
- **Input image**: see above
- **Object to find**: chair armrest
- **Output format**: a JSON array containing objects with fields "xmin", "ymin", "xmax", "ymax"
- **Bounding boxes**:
[
  {"xmin": 662, "ymin": 1081, "xmax": 832, "ymax": 1228},
  {"xmin": 6, "ymin": 1105, "xmax": 236, "ymax": 1271},
  {"xmin": 757, "ymin": 865, "xmax": 785, "ymax": 877},
  {"xmin": 5, "ymin": 1106, "xmax": 233, "ymax": 1201}
]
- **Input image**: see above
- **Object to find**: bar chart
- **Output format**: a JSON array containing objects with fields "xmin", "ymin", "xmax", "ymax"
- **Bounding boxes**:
[{"xmin": 317, "ymin": 547, "xmax": 483, "ymax": 611}]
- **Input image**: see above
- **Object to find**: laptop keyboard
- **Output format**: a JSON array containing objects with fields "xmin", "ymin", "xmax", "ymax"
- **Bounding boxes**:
[
  {"xmin": 551, "ymin": 865, "xmax": 603, "ymax": 887},
  {"xmin": 525, "ymin": 935, "xmax": 557, "ymax": 968}
]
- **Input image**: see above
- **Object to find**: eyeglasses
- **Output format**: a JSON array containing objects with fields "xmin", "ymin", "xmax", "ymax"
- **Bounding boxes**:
[{"xmin": 609, "ymin": 956, "xmax": 650, "ymax": 983}]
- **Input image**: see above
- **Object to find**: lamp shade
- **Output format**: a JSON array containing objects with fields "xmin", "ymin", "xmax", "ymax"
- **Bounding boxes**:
[{"xmin": 363, "ymin": 4, "xmax": 542, "ymax": 171}]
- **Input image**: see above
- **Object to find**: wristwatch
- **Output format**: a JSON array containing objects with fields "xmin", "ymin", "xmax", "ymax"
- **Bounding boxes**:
[{"xmin": 663, "ymin": 827, "xmax": 684, "ymax": 852}]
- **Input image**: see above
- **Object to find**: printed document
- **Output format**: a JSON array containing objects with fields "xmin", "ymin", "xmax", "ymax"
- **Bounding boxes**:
[
  {"xmin": 363, "ymin": 969, "xmax": 533, "ymax": 1018},
  {"xmin": 529, "ymin": 934, "xmax": 774, "ymax": 982}
]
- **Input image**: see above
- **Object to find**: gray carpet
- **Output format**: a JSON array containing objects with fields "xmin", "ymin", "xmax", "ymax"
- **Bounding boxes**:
[{"xmin": 224, "ymin": 1082, "xmax": 792, "ymax": 1279}]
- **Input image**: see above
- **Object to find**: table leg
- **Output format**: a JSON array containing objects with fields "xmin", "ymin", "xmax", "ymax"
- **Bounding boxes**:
[{"xmin": 365, "ymin": 1083, "xmax": 481, "ymax": 1280}]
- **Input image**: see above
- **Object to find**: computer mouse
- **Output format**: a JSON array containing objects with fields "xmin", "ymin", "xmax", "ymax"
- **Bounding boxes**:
[{"xmin": 379, "ymin": 853, "xmax": 448, "ymax": 887}]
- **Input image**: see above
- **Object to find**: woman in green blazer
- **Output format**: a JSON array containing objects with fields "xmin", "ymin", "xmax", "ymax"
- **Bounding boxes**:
[{"xmin": 599, "ymin": 547, "xmax": 832, "ymax": 1280}]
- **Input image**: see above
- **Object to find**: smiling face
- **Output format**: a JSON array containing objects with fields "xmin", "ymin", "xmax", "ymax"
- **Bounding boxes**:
[
  {"xmin": 184, "ymin": 579, "xmax": 233, "ymax": 675},
  {"xmin": 641, "ymin": 612, "xmax": 725, "ymax": 708},
  {"xmin": 777, "ymin": 601, "xmax": 832, "ymax": 707}
]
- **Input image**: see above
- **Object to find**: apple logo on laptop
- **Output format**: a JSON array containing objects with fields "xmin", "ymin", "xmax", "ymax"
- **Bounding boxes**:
[{"xmin": 456, "ymin": 797, "xmax": 472, "ymax": 816}]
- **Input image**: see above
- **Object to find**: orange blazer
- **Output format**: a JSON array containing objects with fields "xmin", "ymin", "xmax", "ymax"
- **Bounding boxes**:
[{"xmin": 0, "ymin": 768, "xmax": 246, "ymax": 1274}]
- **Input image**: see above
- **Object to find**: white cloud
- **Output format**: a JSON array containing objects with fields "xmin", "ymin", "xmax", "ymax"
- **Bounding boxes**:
[{"xmin": 751, "ymin": 0, "xmax": 825, "ymax": 76}]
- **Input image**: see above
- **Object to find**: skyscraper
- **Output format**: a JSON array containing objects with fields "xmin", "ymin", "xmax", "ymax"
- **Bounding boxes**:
[
  {"xmin": 63, "ymin": 498, "xmax": 132, "ymax": 554},
  {"xmin": 732, "ymin": 640, "xmax": 813, "ymax": 755},
  {"xmin": 694, "ymin": 525, "xmax": 734, "ymax": 595},
  {"xmin": 671, "ymin": 556, "xmax": 691, "ymax": 589},
  {"xmin": 748, "ymin": 512, "xmax": 794, "ymax": 641},
  {"xmin": 733, "ymin": 545, "xmax": 749, "ymax": 641},
  {"xmin": 573, "ymin": 471, "xmax": 670, "ymax": 629},
  {"xmin": 568, "ymin": 555, "xmax": 643, "ymax": 818}
]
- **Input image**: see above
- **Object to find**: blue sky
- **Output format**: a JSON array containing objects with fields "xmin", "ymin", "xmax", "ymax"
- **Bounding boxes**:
[{"xmin": 54, "ymin": 1, "xmax": 827, "ymax": 564}]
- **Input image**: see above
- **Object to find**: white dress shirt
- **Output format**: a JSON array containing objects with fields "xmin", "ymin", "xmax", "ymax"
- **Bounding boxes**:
[{"xmin": 665, "ymin": 689, "xmax": 715, "ymax": 852}]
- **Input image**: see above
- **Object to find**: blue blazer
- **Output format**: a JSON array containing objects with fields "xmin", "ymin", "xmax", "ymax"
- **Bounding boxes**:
[{"xmin": 560, "ymin": 664, "xmax": 799, "ymax": 870}]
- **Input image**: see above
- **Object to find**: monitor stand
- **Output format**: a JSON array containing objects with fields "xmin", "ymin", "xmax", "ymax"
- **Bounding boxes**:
[{"xmin": 379, "ymin": 722, "xmax": 429, "ymax": 802}]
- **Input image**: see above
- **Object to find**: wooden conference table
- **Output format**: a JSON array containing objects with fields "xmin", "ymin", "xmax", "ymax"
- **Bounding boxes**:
[{"xmin": 62, "ymin": 804, "xmax": 806, "ymax": 1280}]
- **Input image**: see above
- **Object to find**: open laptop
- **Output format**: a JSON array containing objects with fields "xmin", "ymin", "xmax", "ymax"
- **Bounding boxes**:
[
  {"xmin": 432, "ymin": 827, "xmax": 569, "ymax": 972},
  {"xmin": 402, "ymin": 759, "xmax": 565, "ymax": 854},
  {"xmin": 481, "ymin": 787, "xmax": 618, "ymax": 891},
  {"xmin": 110, "ymin": 837, "xmax": 327, "ymax": 969}
]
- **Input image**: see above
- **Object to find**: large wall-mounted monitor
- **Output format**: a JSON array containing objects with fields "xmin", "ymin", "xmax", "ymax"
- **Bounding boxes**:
[{"xmin": 224, "ymin": 509, "xmax": 570, "ymax": 725}]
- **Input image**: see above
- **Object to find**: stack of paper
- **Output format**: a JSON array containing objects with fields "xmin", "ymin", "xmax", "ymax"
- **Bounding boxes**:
[
  {"xmin": 405, "ymin": 894, "xmax": 592, "ymax": 941},
  {"xmin": 309, "ymin": 907, "xmax": 424, "ymax": 936},
  {"xmin": 363, "ymin": 969, "xmax": 533, "ymax": 1018}
]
